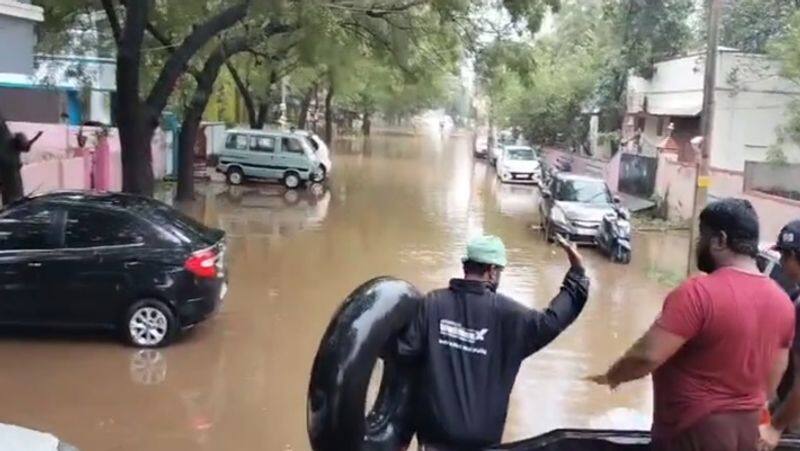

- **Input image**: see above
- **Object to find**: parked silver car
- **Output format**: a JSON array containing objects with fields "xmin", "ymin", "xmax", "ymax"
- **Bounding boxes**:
[{"xmin": 539, "ymin": 173, "xmax": 620, "ymax": 244}]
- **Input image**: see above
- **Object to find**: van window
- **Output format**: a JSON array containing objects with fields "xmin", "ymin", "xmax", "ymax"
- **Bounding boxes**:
[
  {"xmin": 282, "ymin": 137, "xmax": 305, "ymax": 154},
  {"xmin": 251, "ymin": 136, "xmax": 276, "ymax": 153},
  {"xmin": 226, "ymin": 134, "xmax": 248, "ymax": 150}
]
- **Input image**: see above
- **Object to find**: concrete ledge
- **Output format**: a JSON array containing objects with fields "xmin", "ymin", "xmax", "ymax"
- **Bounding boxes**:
[
  {"xmin": 747, "ymin": 189, "xmax": 800, "ymax": 208},
  {"xmin": 0, "ymin": 0, "xmax": 44, "ymax": 22}
]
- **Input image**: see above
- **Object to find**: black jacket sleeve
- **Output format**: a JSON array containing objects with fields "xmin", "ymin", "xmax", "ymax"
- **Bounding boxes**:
[
  {"xmin": 520, "ymin": 266, "xmax": 590, "ymax": 357},
  {"xmin": 397, "ymin": 300, "xmax": 427, "ymax": 362}
]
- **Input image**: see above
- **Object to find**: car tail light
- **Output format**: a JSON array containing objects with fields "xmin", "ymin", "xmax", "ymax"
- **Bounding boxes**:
[{"xmin": 185, "ymin": 248, "xmax": 218, "ymax": 278}]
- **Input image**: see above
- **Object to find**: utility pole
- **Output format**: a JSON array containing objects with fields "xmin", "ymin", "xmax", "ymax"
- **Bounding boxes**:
[{"xmin": 687, "ymin": 0, "xmax": 722, "ymax": 275}]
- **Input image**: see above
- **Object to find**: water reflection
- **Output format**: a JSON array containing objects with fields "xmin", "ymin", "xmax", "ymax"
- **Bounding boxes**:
[
  {"xmin": 213, "ymin": 184, "xmax": 331, "ymax": 239},
  {"xmin": 129, "ymin": 349, "xmax": 167, "ymax": 386}
]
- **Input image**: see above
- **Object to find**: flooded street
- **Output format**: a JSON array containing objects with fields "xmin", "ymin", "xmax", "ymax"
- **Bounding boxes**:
[{"xmin": 0, "ymin": 133, "xmax": 692, "ymax": 449}]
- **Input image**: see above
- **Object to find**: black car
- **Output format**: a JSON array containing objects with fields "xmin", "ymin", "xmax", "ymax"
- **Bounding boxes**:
[{"xmin": 0, "ymin": 191, "xmax": 227, "ymax": 347}]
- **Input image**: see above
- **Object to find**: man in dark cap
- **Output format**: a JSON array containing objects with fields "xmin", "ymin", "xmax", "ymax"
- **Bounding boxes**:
[
  {"xmin": 759, "ymin": 220, "xmax": 800, "ymax": 450},
  {"xmin": 399, "ymin": 234, "xmax": 589, "ymax": 450}
]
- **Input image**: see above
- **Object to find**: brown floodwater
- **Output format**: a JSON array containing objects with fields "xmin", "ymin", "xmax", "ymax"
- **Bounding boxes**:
[{"xmin": 0, "ymin": 132, "xmax": 691, "ymax": 450}]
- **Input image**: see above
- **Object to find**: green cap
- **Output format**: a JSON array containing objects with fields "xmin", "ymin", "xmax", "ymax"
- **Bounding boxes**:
[{"xmin": 463, "ymin": 235, "xmax": 507, "ymax": 267}]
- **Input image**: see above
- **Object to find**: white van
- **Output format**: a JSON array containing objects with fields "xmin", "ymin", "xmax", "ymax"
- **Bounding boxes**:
[{"xmin": 216, "ymin": 129, "xmax": 325, "ymax": 188}]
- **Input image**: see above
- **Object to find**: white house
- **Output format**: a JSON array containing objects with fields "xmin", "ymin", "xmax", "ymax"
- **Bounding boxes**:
[
  {"xmin": 625, "ymin": 49, "xmax": 800, "ymax": 172},
  {"xmin": 0, "ymin": 0, "xmax": 44, "ymax": 75},
  {"xmin": 33, "ymin": 54, "xmax": 117, "ymax": 124}
]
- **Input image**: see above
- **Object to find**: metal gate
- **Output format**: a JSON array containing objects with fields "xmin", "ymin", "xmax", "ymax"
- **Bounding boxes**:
[{"xmin": 619, "ymin": 153, "xmax": 658, "ymax": 198}]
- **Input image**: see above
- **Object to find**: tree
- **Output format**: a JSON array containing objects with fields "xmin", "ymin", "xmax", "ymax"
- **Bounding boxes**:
[
  {"xmin": 175, "ymin": 36, "xmax": 251, "ymax": 201},
  {"xmin": 477, "ymin": 0, "xmax": 696, "ymax": 149},
  {"xmin": 174, "ymin": 20, "xmax": 297, "ymax": 201},
  {"xmin": 225, "ymin": 29, "xmax": 301, "ymax": 130},
  {"xmin": 37, "ymin": 0, "xmax": 563, "ymax": 196},
  {"xmin": 769, "ymin": 9, "xmax": 800, "ymax": 155},
  {"xmin": 704, "ymin": 0, "xmax": 799, "ymax": 53},
  {"xmin": 39, "ymin": 0, "xmax": 251, "ymax": 196}
]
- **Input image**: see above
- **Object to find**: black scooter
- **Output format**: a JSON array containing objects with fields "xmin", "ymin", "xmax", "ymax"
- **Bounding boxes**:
[{"xmin": 596, "ymin": 207, "xmax": 632, "ymax": 264}]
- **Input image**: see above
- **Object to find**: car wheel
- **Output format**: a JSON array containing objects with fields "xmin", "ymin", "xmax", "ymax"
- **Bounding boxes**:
[
  {"xmin": 226, "ymin": 167, "xmax": 244, "ymax": 186},
  {"xmin": 311, "ymin": 166, "xmax": 327, "ymax": 183},
  {"xmin": 284, "ymin": 171, "xmax": 301, "ymax": 189},
  {"xmin": 124, "ymin": 299, "xmax": 178, "ymax": 348}
]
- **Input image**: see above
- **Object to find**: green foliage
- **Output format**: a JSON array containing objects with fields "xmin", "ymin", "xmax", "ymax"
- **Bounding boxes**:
[
  {"xmin": 604, "ymin": 0, "xmax": 695, "ymax": 77},
  {"xmin": 34, "ymin": 0, "xmax": 570, "ymax": 126},
  {"xmin": 767, "ymin": 143, "xmax": 790, "ymax": 165},
  {"xmin": 716, "ymin": 0, "xmax": 799, "ymax": 53},
  {"xmin": 478, "ymin": 0, "xmax": 695, "ymax": 148},
  {"xmin": 769, "ymin": 10, "xmax": 800, "ymax": 151}
]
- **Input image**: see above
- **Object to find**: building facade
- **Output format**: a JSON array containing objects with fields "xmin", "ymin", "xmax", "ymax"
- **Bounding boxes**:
[
  {"xmin": 625, "ymin": 49, "xmax": 800, "ymax": 172},
  {"xmin": 0, "ymin": 0, "xmax": 43, "ymax": 75}
]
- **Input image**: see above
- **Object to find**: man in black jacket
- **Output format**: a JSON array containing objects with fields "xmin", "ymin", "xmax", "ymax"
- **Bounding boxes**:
[
  {"xmin": 398, "ymin": 234, "xmax": 590, "ymax": 450},
  {"xmin": 759, "ymin": 220, "xmax": 800, "ymax": 450}
]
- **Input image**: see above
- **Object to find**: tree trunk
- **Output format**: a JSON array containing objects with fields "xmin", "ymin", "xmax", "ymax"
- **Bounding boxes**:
[
  {"xmin": 311, "ymin": 84, "xmax": 320, "ymax": 134},
  {"xmin": 177, "ymin": 117, "xmax": 200, "ymax": 201},
  {"xmin": 297, "ymin": 84, "xmax": 315, "ymax": 129},
  {"xmin": 255, "ymin": 102, "xmax": 269, "ymax": 129},
  {"xmin": 177, "ymin": 38, "xmax": 249, "ymax": 201},
  {"xmin": 226, "ymin": 61, "xmax": 259, "ymax": 128},
  {"xmin": 111, "ymin": 1, "xmax": 249, "ymax": 196},
  {"xmin": 116, "ymin": 0, "xmax": 153, "ymax": 196},
  {"xmin": 361, "ymin": 111, "xmax": 372, "ymax": 136},
  {"xmin": 324, "ymin": 77, "xmax": 335, "ymax": 145}
]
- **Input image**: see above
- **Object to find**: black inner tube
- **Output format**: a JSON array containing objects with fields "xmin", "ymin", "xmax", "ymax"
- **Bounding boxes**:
[{"xmin": 307, "ymin": 277, "xmax": 422, "ymax": 451}]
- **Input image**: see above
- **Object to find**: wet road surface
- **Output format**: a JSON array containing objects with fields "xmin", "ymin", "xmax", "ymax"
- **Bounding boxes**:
[{"xmin": 0, "ymin": 132, "xmax": 691, "ymax": 449}]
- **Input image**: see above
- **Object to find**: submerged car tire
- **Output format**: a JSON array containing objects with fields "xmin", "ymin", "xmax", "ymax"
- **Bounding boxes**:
[
  {"xmin": 124, "ymin": 299, "xmax": 178, "ymax": 348},
  {"xmin": 226, "ymin": 167, "xmax": 245, "ymax": 186},
  {"xmin": 284, "ymin": 171, "xmax": 302, "ymax": 189},
  {"xmin": 307, "ymin": 277, "xmax": 422, "ymax": 451},
  {"xmin": 311, "ymin": 166, "xmax": 327, "ymax": 183}
]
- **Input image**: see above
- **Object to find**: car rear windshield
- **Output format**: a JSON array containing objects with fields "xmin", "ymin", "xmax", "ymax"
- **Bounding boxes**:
[
  {"xmin": 507, "ymin": 148, "xmax": 536, "ymax": 160},
  {"xmin": 131, "ymin": 199, "xmax": 218, "ymax": 246},
  {"xmin": 557, "ymin": 179, "xmax": 611, "ymax": 204}
]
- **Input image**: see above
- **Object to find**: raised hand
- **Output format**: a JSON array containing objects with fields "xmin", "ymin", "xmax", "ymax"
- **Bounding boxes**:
[{"xmin": 556, "ymin": 234, "xmax": 584, "ymax": 269}]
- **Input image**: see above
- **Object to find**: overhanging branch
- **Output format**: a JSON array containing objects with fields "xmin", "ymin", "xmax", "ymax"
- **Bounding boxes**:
[
  {"xmin": 324, "ymin": 0, "xmax": 428, "ymax": 17},
  {"xmin": 145, "ymin": 1, "xmax": 249, "ymax": 113},
  {"xmin": 144, "ymin": 23, "xmax": 203, "ymax": 79},
  {"xmin": 100, "ymin": 0, "xmax": 122, "ymax": 44}
]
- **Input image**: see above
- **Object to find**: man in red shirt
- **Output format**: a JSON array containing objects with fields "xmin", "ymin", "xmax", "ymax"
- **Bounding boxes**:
[{"xmin": 589, "ymin": 199, "xmax": 795, "ymax": 450}]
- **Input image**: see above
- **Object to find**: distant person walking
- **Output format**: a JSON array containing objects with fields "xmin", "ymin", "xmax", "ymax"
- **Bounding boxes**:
[{"xmin": 589, "ymin": 199, "xmax": 795, "ymax": 451}]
